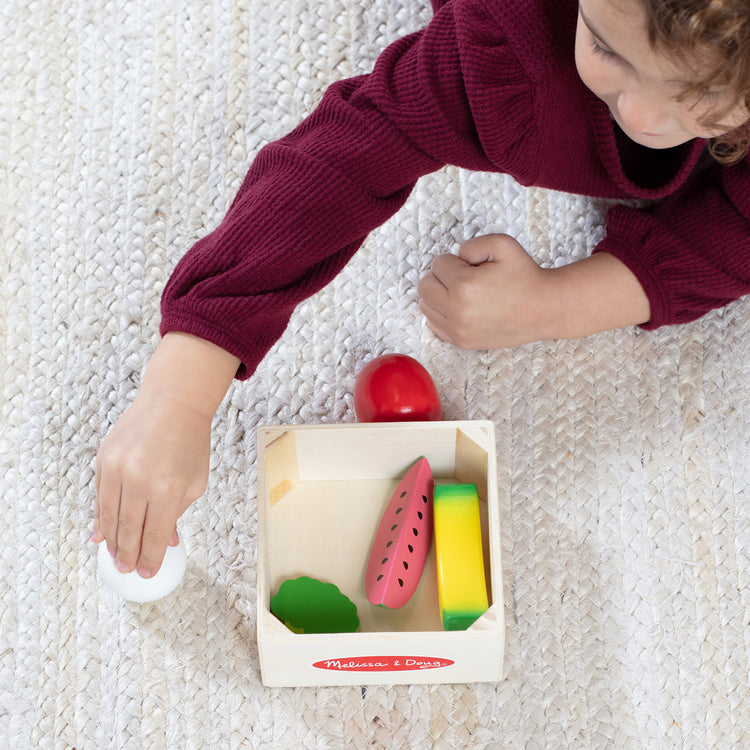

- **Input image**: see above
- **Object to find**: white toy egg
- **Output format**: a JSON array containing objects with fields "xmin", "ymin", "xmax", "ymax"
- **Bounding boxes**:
[{"xmin": 97, "ymin": 536, "xmax": 188, "ymax": 603}]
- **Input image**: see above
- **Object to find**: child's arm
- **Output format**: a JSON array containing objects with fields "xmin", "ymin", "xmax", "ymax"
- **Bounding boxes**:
[
  {"xmin": 92, "ymin": 4, "xmax": 525, "ymax": 575},
  {"xmin": 417, "ymin": 233, "xmax": 651, "ymax": 348},
  {"xmin": 158, "ymin": 2, "xmax": 519, "ymax": 380},
  {"xmin": 92, "ymin": 333, "xmax": 240, "ymax": 577},
  {"xmin": 591, "ymin": 159, "xmax": 750, "ymax": 330}
]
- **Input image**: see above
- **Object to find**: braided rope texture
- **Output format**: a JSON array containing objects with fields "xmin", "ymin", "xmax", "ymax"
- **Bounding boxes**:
[{"xmin": 2, "ymin": 1, "xmax": 750, "ymax": 748}]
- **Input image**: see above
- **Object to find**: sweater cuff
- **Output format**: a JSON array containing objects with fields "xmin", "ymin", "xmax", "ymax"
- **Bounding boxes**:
[{"xmin": 592, "ymin": 233, "xmax": 669, "ymax": 331}]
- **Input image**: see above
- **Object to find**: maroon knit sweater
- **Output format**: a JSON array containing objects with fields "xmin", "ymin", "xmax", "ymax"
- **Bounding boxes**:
[{"xmin": 161, "ymin": 0, "xmax": 750, "ymax": 379}]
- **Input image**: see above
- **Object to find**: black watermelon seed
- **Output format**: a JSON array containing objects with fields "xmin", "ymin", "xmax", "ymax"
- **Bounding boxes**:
[{"xmin": 398, "ymin": 579, "xmax": 404, "ymax": 587}]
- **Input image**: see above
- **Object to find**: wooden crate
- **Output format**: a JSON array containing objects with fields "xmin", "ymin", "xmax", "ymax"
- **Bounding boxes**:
[{"xmin": 256, "ymin": 421, "xmax": 504, "ymax": 686}]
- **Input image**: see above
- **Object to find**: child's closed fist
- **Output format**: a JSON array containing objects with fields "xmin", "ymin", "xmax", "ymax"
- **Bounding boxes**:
[{"xmin": 417, "ymin": 233, "xmax": 553, "ymax": 349}]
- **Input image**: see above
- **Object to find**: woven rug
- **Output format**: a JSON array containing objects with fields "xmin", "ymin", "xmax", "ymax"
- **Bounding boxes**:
[{"xmin": 3, "ymin": 1, "xmax": 750, "ymax": 747}]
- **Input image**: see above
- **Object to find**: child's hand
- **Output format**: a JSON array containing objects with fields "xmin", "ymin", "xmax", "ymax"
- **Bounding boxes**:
[
  {"xmin": 417, "ymin": 233, "xmax": 651, "ymax": 347},
  {"xmin": 417, "ymin": 234, "xmax": 554, "ymax": 349},
  {"xmin": 93, "ymin": 389, "xmax": 211, "ymax": 578},
  {"xmin": 91, "ymin": 333, "xmax": 240, "ymax": 579}
]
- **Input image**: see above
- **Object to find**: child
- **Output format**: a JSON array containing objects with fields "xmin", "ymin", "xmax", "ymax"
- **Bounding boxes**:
[{"xmin": 92, "ymin": 0, "xmax": 750, "ymax": 578}]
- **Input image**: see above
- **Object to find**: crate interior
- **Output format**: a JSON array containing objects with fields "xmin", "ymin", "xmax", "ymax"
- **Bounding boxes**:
[{"xmin": 260, "ymin": 424, "xmax": 495, "ymax": 634}]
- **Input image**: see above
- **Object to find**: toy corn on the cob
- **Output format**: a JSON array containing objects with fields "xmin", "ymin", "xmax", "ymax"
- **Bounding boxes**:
[{"xmin": 433, "ymin": 483, "xmax": 489, "ymax": 630}]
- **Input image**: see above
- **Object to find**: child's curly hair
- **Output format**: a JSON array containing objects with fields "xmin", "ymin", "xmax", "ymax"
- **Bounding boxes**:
[{"xmin": 643, "ymin": 0, "xmax": 750, "ymax": 163}]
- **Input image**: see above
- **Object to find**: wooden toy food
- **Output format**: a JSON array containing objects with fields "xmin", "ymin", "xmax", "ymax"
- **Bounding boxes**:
[
  {"xmin": 354, "ymin": 354, "xmax": 442, "ymax": 422},
  {"xmin": 365, "ymin": 456, "xmax": 434, "ymax": 608},
  {"xmin": 270, "ymin": 576, "xmax": 359, "ymax": 633},
  {"xmin": 433, "ymin": 483, "xmax": 488, "ymax": 630},
  {"xmin": 97, "ymin": 535, "xmax": 188, "ymax": 603}
]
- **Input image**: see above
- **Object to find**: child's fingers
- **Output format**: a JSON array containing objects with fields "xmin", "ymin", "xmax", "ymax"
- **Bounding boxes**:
[
  {"xmin": 91, "ymin": 461, "xmax": 105, "ymax": 543},
  {"xmin": 458, "ymin": 233, "xmax": 519, "ymax": 265},
  {"xmin": 417, "ymin": 253, "xmax": 466, "ymax": 308},
  {"xmin": 112, "ymin": 489, "xmax": 148, "ymax": 574},
  {"xmin": 417, "ymin": 274, "xmax": 447, "ymax": 314},
  {"xmin": 420, "ymin": 304, "xmax": 458, "ymax": 346},
  {"xmin": 90, "ymin": 526, "xmax": 105, "ymax": 544},
  {"xmin": 429, "ymin": 252, "xmax": 471, "ymax": 285},
  {"xmin": 136, "ymin": 506, "xmax": 179, "ymax": 579},
  {"xmin": 418, "ymin": 255, "xmax": 475, "ymax": 344},
  {"xmin": 96, "ymin": 469, "xmax": 123, "ymax": 556}
]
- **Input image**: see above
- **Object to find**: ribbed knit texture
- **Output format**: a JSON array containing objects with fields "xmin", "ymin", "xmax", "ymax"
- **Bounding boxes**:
[
  {"xmin": 4, "ymin": 1, "xmax": 750, "ymax": 746},
  {"xmin": 160, "ymin": 0, "xmax": 750, "ymax": 378}
]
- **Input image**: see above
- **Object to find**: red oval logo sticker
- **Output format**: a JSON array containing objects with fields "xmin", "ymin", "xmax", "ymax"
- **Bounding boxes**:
[{"xmin": 312, "ymin": 656, "xmax": 454, "ymax": 672}]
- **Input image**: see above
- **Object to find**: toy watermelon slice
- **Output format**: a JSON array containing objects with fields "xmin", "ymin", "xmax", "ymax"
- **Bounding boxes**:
[{"xmin": 365, "ymin": 456, "xmax": 434, "ymax": 608}]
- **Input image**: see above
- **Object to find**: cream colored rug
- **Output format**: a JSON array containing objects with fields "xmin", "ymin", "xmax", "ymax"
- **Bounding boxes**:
[{"xmin": 3, "ymin": 1, "xmax": 750, "ymax": 747}]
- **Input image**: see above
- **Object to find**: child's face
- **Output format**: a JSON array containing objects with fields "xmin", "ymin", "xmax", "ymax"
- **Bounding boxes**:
[{"xmin": 575, "ymin": 0, "xmax": 748, "ymax": 149}]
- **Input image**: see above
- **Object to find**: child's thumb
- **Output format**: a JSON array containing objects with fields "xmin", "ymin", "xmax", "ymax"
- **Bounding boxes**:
[{"xmin": 458, "ymin": 233, "xmax": 519, "ymax": 266}]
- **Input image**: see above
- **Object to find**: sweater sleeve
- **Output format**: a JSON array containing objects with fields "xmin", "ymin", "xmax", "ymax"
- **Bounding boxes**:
[
  {"xmin": 594, "ymin": 155, "xmax": 750, "ymax": 329},
  {"xmin": 160, "ymin": 0, "xmax": 529, "ymax": 378}
]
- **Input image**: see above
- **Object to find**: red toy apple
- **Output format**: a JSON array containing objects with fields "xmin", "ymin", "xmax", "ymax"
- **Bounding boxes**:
[{"xmin": 354, "ymin": 354, "xmax": 442, "ymax": 422}]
